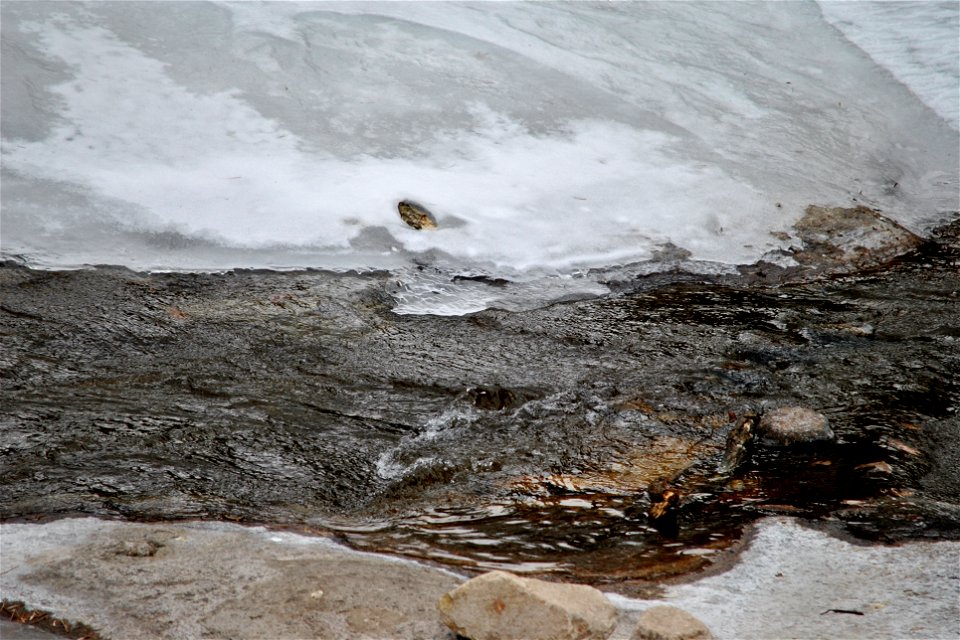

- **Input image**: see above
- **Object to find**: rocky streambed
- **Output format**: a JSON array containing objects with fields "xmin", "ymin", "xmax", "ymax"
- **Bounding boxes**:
[{"xmin": 2, "ymin": 208, "xmax": 959, "ymax": 600}]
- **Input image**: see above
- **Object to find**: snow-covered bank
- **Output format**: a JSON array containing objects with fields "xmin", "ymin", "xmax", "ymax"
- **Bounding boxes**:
[
  {"xmin": 611, "ymin": 517, "xmax": 960, "ymax": 640},
  {"xmin": 2, "ymin": 517, "xmax": 957, "ymax": 639},
  {"xmin": 818, "ymin": 0, "xmax": 959, "ymax": 129},
  {"xmin": 2, "ymin": 2, "xmax": 957, "ymax": 313}
]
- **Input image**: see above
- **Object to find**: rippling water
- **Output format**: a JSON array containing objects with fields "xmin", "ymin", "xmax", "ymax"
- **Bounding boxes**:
[
  {"xmin": 3, "ymin": 228, "xmax": 957, "ymax": 586},
  {"xmin": 1, "ymin": 1, "xmax": 958, "ymax": 589}
]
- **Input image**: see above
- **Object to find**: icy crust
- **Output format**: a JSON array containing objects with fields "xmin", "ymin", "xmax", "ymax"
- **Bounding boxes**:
[
  {"xmin": 609, "ymin": 517, "xmax": 960, "ymax": 640},
  {"xmin": 818, "ymin": 0, "xmax": 960, "ymax": 130},
  {"xmin": 1, "ymin": 1, "xmax": 957, "ymax": 312}
]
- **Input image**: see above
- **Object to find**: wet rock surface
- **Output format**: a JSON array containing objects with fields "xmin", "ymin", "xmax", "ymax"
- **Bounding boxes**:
[
  {"xmin": 438, "ymin": 570, "xmax": 617, "ymax": 640},
  {"xmin": 1, "ymin": 217, "xmax": 959, "ymax": 589},
  {"xmin": 790, "ymin": 205, "xmax": 925, "ymax": 275}
]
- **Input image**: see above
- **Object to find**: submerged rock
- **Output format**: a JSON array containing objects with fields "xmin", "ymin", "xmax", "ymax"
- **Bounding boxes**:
[
  {"xmin": 647, "ymin": 479, "xmax": 682, "ymax": 535},
  {"xmin": 718, "ymin": 414, "xmax": 759, "ymax": 474},
  {"xmin": 632, "ymin": 605, "xmax": 713, "ymax": 640},
  {"xmin": 398, "ymin": 200, "xmax": 438, "ymax": 230},
  {"xmin": 759, "ymin": 406, "xmax": 834, "ymax": 446},
  {"xmin": 437, "ymin": 570, "xmax": 617, "ymax": 640},
  {"xmin": 470, "ymin": 386, "xmax": 518, "ymax": 411},
  {"xmin": 719, "ymin": 409, "xmax": 832, "ymax": 473}
]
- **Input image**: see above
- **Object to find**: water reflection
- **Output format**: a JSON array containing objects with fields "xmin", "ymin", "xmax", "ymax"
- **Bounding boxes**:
[{"xmin": 331, "ymin": 432, "xmax": 920, "ymax": 586}]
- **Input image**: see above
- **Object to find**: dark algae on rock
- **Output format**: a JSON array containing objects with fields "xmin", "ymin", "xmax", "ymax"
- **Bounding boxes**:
[{"xmin": 1, "ymin": 215, "xmax": 958, "ymax": 591}]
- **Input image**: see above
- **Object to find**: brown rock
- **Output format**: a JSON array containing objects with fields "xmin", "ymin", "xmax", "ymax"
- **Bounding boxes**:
[
  {"xmin": 718, "ymin": 414, "xmax": 759, "ymax": 473},
  {"xmin": 792, "ymin": 205, "xmax": 922, "ymax": 273},
  {"xmin": 855, "ymin": 460, "xmax": 893, "ymax": 474},
  {"xmin": 760, "ymin": 406, "xmax": 834, "ymax": 446},
  {"xmin": 632, "ymin": 605, "xmax": 713, "ymax": 640},
  {"xmin": 398, "ymin": 200, "xmax": 438, "ymax": 230},
  {"xmin": 437, "ymin": 570, "xmax": 617, "ymax": 640}
]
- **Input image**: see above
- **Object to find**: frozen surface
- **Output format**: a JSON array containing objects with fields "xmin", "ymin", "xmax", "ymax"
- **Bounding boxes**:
[
  {"xmin": 610, "ymin": 517, "xmax": 960, "ymax": 640},
  {"xmin": 2, "ymin": 517, "xmax": 957, "ymax": 640},
  {"xmin": 2, "ymin": 2, "xmax": 957, "ymax": 313},
  {"xmin": 819, "ymin": 1, "xmax": 959, "ymax": 130}
]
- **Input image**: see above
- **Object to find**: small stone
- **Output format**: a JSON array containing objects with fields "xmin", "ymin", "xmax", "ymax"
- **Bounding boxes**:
[
  {"xmin": 398, "ymin": 200, "xmax": 438, "ymax": 230},
  {"xmin": 438, "ymin": 570, "xmax": 617, "ymax": 640},
  {"xmin": 759, "ymin": 406, "xmax": 834, "ymax": 446},
  {"xmin": 718, "ymin": 414, "xmax": 758, "ymax": 473},
  {"xmin": 632, "ymin": 605, "xmax": 713, "ymax": 640}
]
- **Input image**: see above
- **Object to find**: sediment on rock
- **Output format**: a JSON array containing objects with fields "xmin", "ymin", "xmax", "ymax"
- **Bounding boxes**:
[{"xmin": 791, "ymin": 205, "xmax": 923, "ymax": 273}]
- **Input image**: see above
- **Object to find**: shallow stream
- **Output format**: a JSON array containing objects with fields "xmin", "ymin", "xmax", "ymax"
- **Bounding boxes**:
[{"xmin": 2, "ymin": 221, "xmax": 958, "ymax": 592}]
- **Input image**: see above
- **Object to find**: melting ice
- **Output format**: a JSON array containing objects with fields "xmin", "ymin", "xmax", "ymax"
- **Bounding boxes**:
[{"xmin": 1, "ymin": 1, "xmax": 957, "ymax": 314}]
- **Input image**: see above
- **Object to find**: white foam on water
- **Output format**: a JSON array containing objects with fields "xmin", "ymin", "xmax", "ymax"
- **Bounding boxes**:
[
  {"xmin": 2, "ymin": 2, "xmax": 957, "ymax": 314},
  {"xmin": 375, "ymin": 407, "xmax": 475, "ymax": 479}
]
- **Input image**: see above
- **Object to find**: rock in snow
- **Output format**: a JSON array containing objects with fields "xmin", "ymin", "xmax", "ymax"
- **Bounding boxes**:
[
  {"xmin": 398, "ymin": 200, "xmax": 438, "ymax": 230},
  {"xmin": 632, "ymin": 605, "xmax": 713, "ymax": 640},
  {"xmin": 791, "ymin": 205, "xmax": 923, "ymax": 274},
  {"xmin": 437, "ymin": 570, "xmax": 618, "ymax": 640}
]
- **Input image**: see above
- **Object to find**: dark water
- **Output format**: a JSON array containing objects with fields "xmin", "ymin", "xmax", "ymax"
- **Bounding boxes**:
[{"xmin": 2, "ymin": 221, "xmax": 958, "ymax": 591}]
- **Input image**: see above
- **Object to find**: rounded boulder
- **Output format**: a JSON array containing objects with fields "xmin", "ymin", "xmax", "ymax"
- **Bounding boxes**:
[{"xmin": 760, "ymin": 406, "xmax": 834, "ymax": 445}]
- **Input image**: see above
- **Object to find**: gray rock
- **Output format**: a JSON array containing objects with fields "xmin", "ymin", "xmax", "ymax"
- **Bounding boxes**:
[
  {"xmin": 1, "ymin": 518, "xmax": 461, "ymax": 640},
  {"xmin": 632, "ymin": 605, "xmax": 713, "ymax": 640},
  {"xmin": 0, "ymin": 620, "xmax": 62, "ymax": 640},
  {"xmin": 760, "ymin": 406, "xmax": 834, "ymax": 446},
  {"xmin": 438, "ymin": 570, "xmax": 618, "ymax": 640}
]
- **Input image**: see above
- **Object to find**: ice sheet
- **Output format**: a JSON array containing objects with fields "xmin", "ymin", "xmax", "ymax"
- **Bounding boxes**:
[
  {"xmin": 819, "ymin": 0, "xmax": 959, "ymax": 130},
  {"xmin": 1, "ymin": 2, "xmax": 957, "ymax": 314}
]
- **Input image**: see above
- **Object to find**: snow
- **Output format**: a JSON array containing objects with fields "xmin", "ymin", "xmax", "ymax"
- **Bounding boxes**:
[
  {"xmin": 1, "ymin": 1, "xmax": 957, "ymax": 314},
  {"xmin": 608, "ymin": 517, "xmax": 960, "ymax": 640},
  {"xmin": 819, "ymin": 0, "xmax": 959, "ymax": 130}
]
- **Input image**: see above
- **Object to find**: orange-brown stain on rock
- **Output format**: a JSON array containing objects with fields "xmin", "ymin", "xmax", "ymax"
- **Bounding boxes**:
[{"xmin": 166, "ymin": 306, "xmax": 188, "ymax": 321}]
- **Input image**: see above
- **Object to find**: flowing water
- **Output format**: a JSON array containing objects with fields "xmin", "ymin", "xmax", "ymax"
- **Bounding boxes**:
[
  {"xmin": 2, "ymin": 1, "xmax": 959, "ymax": 591},
  {"xmin": 2, "ymin": 224, "xmax": 958, "ymax": 590}
]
